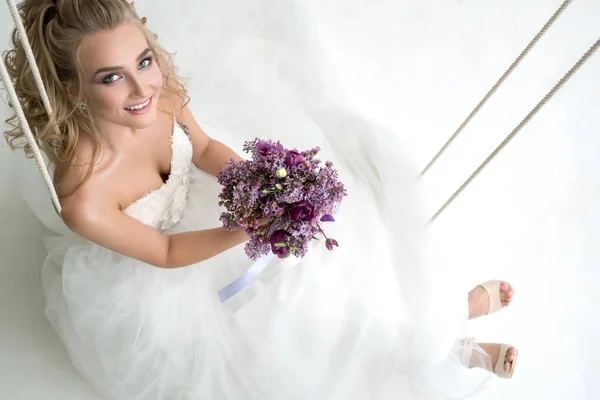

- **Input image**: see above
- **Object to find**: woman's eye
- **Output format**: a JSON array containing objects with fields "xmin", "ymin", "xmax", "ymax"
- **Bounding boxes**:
[
  {"xmin": 102, "ymin": 74, "xmax": 121, "ymax": 84},
  {"xmin": 138, "ymin": 57, "xmax": 152, "ymax": 69},
  {"xmin": 100, "ymin": 57, "xmax": 152, "ymax": 84}
]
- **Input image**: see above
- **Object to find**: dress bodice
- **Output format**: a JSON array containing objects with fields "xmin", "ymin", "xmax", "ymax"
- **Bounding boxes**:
[{"xmin": 122, "ymin": 121, "xmax": 193, "ymax": 231}]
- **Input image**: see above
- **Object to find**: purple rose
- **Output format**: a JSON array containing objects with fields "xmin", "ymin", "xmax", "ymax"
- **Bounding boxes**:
[
  {"xmin": 270, "ymin": 230, "xmax": 290, "ymax": 258},
  {"xmin": 288, "ymin": 200, "xmax": 315, "ymax": 222},
  {"xmin": 256, "ymin": 140, "xmax": 284, "ymax": 156},
  {"xmin": 256, "ymin": 140, "xmax": 272, "ymax": 156},
  {"xmin": 285, "ymin": 150, "xmax": 306, "ymax": 167},
  {"xmin": 256, "ymin": 141, "xmax": 270, "ymax": 155},
  {"xmin": 325, "ymin": 238, "xmax": 339, "ymax": 251}
]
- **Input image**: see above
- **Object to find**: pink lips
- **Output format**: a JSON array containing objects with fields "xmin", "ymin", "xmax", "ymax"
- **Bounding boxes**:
[{"xmin": 124, "ymin": 96, "xmax": 152, "ymax": 115}]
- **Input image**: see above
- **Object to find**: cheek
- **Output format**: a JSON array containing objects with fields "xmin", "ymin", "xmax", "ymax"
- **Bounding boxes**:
[
  {"xmin": 148, "ymin": 66, "xmax": 164, "ymax": 91},
  {"xmin": 89, "ymin": 86, "xmax": 127, "ymax": 111}
]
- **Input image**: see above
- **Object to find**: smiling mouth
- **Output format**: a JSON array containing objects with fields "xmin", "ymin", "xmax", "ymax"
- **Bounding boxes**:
[{"xmin": 124, "ymin": 97, "xmax": 151, "ymax": 111}]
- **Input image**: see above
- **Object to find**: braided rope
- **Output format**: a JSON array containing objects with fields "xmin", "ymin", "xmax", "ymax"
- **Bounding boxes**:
[
  {"xmin": 421, "ymin": 0, "xmax": 573, "ymax": 176},
  {"xmin": 0, "ymin": 60, "xmax": 61, "ymax": 214},
  {"xmin": 431, "ymin": 37, "xmax": 600, "ymax": 222},
  {"xmin": 5, "ymin": 0, "xmax": 62, "ymax": 214},
  {"xmin": 7, "ymin": 0, "xmax": 56, "ymax": 117}
]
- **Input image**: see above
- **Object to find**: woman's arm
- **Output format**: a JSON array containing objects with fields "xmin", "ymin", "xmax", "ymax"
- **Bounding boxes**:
[
  {"xmin": 194, "ymin": 139, "xmax": 242, "ymax": 176},
  {"xmin": 176, "ymin": 102, "xmax": 242, "ymax": 176},
  {"xmin": 62, "ymin": 190, "xmax": 248, "ymax": 269}
]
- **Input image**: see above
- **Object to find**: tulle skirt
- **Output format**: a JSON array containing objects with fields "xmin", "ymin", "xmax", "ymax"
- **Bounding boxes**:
[{"xmin": 36, "ymin": 98, "xmax": 493, "ymax": 400}]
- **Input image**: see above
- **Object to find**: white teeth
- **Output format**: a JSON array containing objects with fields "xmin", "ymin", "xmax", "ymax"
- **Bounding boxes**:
[{"xmin": 125, "ymin": 98, "xmax": 150, "ymax": 111}]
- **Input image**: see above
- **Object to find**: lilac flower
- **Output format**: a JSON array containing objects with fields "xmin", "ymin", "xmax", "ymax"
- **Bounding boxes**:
[
  {"xmin": 245, "ymin": 240, "xmax": 271, "ymax": 260},
  {"xmin": 288, "ymin": 200, "xmax": 315, "ymax": 222},
  {"xmin": 285, "ymin": 150, "xmax": 306, "ymax": 167},
  {"xmin": 325, "ymin": 238, "xmax": 339, "ymax": 251},
  {"xmin": 218, "ymin": 137, "xmax": 347, "ymax": 259},
  {"xmin": 270, "ymin": 230, "xmax": 291, "ymax": 258}
]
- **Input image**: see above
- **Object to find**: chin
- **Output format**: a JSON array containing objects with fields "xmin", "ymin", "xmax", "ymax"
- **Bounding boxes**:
[{"xmin": 127, "ymin": 110, "xmax": 158, "ymax": 129}]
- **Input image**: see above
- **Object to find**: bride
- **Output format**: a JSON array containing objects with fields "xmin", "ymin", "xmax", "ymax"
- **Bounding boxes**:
[{"xmin": 4, "ymin": 0, "xmax": 517, "ymax": 399}]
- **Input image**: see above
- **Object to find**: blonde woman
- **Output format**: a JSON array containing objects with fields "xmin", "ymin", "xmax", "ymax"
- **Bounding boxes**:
[{"xmin": 4, "ymin": 0, "xmax": 517, "ymax": 399}]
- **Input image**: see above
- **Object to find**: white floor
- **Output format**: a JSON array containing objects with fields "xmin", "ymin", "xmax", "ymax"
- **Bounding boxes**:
[{"xmin": 1, "ymin": 1, "xmax": 599, "ymax": 399}]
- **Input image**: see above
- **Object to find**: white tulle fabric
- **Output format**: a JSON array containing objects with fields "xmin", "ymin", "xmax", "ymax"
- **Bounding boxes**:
[
  {"xmin": 21, "ymin": 1, "xmax": 499, "ymax": 398},
  {"xmin": 36, "ymin": 103, "xmax": 493, "ymax": 400}
]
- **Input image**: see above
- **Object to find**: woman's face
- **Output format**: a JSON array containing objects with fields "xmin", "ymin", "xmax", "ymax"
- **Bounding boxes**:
[{"xmin": 76, "ymin": 22, "xmax": 163, "ymax": 130}]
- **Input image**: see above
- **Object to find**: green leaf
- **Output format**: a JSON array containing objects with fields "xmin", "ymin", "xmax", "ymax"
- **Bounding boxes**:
[
  {"xmin": 273, "ymin": 242, "xmax": 287, "ymax": 248},
  {"xmin": 275, "ymin": 183, "xmax": 283, "ymax": 190}
]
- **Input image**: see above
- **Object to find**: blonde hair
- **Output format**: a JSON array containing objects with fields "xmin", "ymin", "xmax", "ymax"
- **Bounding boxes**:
[{"xmin": 3, "ymin": 0, "xmax": 188, "ymax": 194}]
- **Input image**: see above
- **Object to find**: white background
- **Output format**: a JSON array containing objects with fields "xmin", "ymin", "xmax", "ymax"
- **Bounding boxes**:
[{"xmin": 1, "ymin": 0, "xmax": 598, "ymax": 399}]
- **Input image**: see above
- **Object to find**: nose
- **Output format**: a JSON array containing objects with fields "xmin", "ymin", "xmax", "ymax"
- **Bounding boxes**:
[{"xmin": 128, "ymin": 75, "xmax": 147, "ymax": 98}]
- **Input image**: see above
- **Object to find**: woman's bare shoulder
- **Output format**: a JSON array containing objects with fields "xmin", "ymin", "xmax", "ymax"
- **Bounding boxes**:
[{"xmin": 57, "ymin": 137, "xmax": 118, "ymax": 228}]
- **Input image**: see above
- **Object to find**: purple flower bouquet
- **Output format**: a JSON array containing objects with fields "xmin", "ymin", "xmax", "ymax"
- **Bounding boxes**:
[{"xmin": 217, "ymin": 139, "xmax": 347, "ymax": 260}]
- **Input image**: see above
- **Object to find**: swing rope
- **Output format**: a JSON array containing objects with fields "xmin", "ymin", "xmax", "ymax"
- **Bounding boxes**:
[
  {"xmin": 420, "ymin": 0, "xmax": 573, "ymax": 176},
  {"xmin": 2, "ymin": 0, "xmax": 62, "ymax": 214},
  {"xmin": 430, "ymin": 37, "xmax": 600, "ymax": 222}
]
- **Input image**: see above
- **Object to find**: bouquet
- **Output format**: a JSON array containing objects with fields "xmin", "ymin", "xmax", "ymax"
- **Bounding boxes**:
[{"xmin": 217, "ymin": 139, "xmax": 347, "ymax": 260}]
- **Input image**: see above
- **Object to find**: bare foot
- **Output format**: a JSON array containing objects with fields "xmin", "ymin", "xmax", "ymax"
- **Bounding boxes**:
[
  {"xmin": 468, "ymin": 281, "xmax": 513, "ymax": 319},
  {"xmin": 478, "ymin": 343, "xmax": 518, "ymax": 376}
]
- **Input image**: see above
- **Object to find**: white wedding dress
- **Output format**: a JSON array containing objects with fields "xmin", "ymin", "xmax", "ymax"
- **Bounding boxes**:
[
  {"xmin": 22, "ymin": 1, "xmax": 498, "ymax": 399},
  {"xmin": 35, "ymin": 101, "xmax": 493, "ymax": 400}
]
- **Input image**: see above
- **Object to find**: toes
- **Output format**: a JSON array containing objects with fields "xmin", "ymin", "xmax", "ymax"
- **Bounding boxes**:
[
  {"xmin": 504, "ymin": 361, "xmax": 512, "ymax": 372},
  {"xmin": 500, "ymin": 283, "xmax": 513, "ymax": 307}
]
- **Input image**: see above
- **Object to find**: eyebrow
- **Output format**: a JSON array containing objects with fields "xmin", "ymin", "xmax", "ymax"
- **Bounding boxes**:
[{"xmin": 93, "ymin": 48, "xmax": 152, "ymax": 77}]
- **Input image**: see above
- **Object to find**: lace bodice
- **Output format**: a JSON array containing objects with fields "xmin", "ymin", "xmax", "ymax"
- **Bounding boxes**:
[{"xmin": 123, "ymin": 121, "xmax": 193, "ymax": 231}]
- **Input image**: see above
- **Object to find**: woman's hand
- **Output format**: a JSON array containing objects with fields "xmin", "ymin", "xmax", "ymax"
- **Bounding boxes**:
[{"xmin": 258, "ymin": 218, "xmax": 271, "ymax": 227}]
